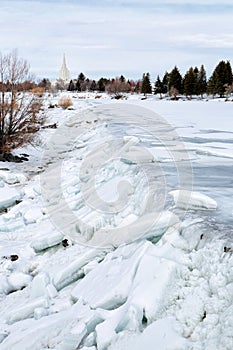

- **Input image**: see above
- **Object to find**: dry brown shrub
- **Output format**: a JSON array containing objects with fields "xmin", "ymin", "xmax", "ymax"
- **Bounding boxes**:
[
  {"xmin": 58, "ymin": 95, "xmax": 73, "ymax": 109},
  {"xmin": 31, "ymin": 87, "xmax": 45, "ymax": 97}
]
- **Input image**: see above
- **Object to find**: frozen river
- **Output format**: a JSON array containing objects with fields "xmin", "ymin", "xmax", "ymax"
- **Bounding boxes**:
[
  {"xmin": 149, "ymin": 100, "xmax": 233, "ymax": 230},
  {"xmin": 107, "ymin": 99, "xmax": 233, "ymax": 235}
]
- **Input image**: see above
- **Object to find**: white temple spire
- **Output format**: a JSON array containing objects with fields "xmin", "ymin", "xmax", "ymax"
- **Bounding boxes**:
[{"xmin": 59, "ymin": 53, "xmax": 70, "ymax": 82}]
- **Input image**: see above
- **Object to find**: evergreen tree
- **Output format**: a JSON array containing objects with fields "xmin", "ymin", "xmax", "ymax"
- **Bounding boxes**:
[
  {"xmin": 78, "ymin": 72, "xmax": 86, "ymax": 82},
  {"xmin": 168, "ymin": 66, "xmax": 182, "ymax": 94},
  {"xmin": 162, "ymin": 71, "xmax": 169, "ymax": 94},
  {"xmin": 90, "ymin": 80, "xmax": 97, "ymax": 91},
  {"xmin": 154, "ymin": 75, "xmax": 164, "ymax": 98},
  {"xmin": 225, "ymin": 61, "xmax": 233, "ymax": 84},
  {"xmin": 193, "ymin": 66, "xmax": 199, "ymax": 95},
  {"xmin": 183, "ymin": 67, "xmax": 197, "ymax": 98},
  {"xmin": 214, "ymin": 61, "xmax": 228, "ymax": 96},
  {"xmin": 120, "ymin": 75, "xmax": 126, "ymax": 83},
  {"xmin": 207, "ymin": 60, "xmax": 233, "ymax": 97},
  {"xmin": 67, "ymin": 79, "xmax": 75, "ymax": 91},
  {"xmin": 197, "ymin": 64, "xmax": 207, "ymax": 97},
  {"xmin": 207, "ymin": 74, "xmax": 217, "ymax": 96},
  {"xmin": 141, "ymin": 72, "xmax": 152, "ymax": 96},
  {"xmin": 97, "ymin": 77, "xmax": 109, "ymax": 92},
  {"xmin": 75, "ymin": 80, "xmax": 81, "ymax": 92}
]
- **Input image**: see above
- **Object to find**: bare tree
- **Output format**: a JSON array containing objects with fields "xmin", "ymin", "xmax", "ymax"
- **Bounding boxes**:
[
  {"xmin": 55, "ymin": 78, "xmax": 67, "ymax": 92},
  {"xmin": 38, "ymin": 78, "xmax": 51, "ymax": 92},
  {"xmin": 169, "ymin": 86, "xmax": 179, "ymax": 100},
  {"xmin": 224, "ymin": 83, "xmax": 233, "ymax": 101},
  {"xmin": 105, "ymin": 77, "xmax": 131, "ymax": 98},
  {"xmin": 0, "ymin": 50, "xmax": 44, "ymax": 159}
]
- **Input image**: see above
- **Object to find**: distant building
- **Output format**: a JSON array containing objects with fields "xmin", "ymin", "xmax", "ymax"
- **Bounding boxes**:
[
  {"xmin": 59, "ymin": 54, "xmax": 70, "ymax": 82},
  {"xmin": 52, "ymin": 54, "xmax": 71, "ymax": 90}
]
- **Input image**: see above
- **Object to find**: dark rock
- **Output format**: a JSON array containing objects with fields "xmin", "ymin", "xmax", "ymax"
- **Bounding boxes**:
[
  {"xmin": 201, "ymin": 311, "xmax": 207, "ymax": 321},
  {"xmin": 42, "ymin": 123, "xmax": 57, "ymax": 129},
  {"xmin": 112, "ymin": 94, "xmax": 126, "ymax": 100},
  {"xmin": 10, "ymin": 255, "xmax": 19, "ymax": 261},
  {"xmin": 224, "ymin": 246, "xmax": 232, "ymax": 253},
  {"xmin": 2, "ymin": 254, "xmax": 19, "ymax": 261},
  {"xmin": 62, "ymin": 239, "xmax": 69, "ymax": 248}
]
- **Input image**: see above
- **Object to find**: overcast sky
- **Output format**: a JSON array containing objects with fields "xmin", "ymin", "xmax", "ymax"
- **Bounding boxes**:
[{"xmin": 1, "ymin": 0, "xmax": 232, "ymax": 81}]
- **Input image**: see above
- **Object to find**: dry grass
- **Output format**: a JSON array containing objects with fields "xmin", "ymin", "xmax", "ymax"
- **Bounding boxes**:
[
  {"xmin": 58, "ymin": 95, "xmax": 73, "ymax": 109},
  {"xmin": 31, "ymin": 87, "xmax": 45, "ymax": 97}
]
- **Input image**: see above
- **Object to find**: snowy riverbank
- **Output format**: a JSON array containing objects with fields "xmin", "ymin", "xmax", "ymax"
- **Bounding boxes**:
[{"xmin": 0, "ymin": 94, "xmax": 232, "ymax": 349}]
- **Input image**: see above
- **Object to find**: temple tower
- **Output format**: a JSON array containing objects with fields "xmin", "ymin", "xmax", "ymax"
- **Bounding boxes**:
[{"xmin": 59, "ymin": 54, "xmax": 70, "ymax": 82}]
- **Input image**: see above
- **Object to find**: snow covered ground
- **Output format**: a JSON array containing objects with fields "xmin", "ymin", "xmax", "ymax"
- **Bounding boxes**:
[{"xmin": 0, "ymin": 93, "xmax": 232, "ymax": 349}]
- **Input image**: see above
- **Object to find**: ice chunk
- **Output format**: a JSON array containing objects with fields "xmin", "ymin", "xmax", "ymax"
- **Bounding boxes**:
[
  {"xmin": 162, "ymin": 228, "xmax": 188, "ymax": 250},
  {"xmin": 30, "ymin": 272, "xmax": 50, "ymax": 298},
  {"xmin": 46, "ymin": 283, "xmax": 58, "ymax": 298},
  {"xmin": 96, "ymin": 320, "xmax": 117, "ymax": 350},
  {"xmin": 75, "ymin": 211, "xmax": 106, "ymax": 240},
  {"xmin": 0, "ymin": 218, "xmax": 24, "ymax": 233},
  {"xmin": 137, "ymin": 211, "xmax": 180, "ymax": 242},
  {"xmin": 0, "ymin": 275, "xmax": 10, "ymax": 295},
  {"xmin": 83, "ymin": 260, "xmax": 100, "ymax": 275},
  {"xmin": 24, "ymin": 206, "xmax": 43, "ymax": 224},
  {"xmin": 120, "ymin": 304, "xmax": 143, "ymax": 332},
  {"xmin": 0, "ymin": 330, "xmax": 8, "ymax": 344},
  {"xmin": 180, "ymin": 217, "xmax": 204, "ymax": 231},
  {"xmin": 0, "ymin": 170, "xmax": 26, "ymax": 185},
  {"xmin": 0, "ymin": 182, "xmax": 22, "ymax": 210},
  {"xmin": 89, "ymin": 211, "xmax": 179, "ymax": 248},
  {"xmin": 83, "ymin": 332, "xmax": 96, "ymax": 347},
  {"xmin": 117, "ymin": 214, "xmax": 138, "ymax": 227},
  {"xmin": 71, "ymin": 241, "xmax": 150, "ymax": 308},
  {"xmin": 58, "ymin": 322, "xmax": 87, "ymax": 350},
  {"xmin": 7, "ymin": 272, "xmax": 32, "ymax": 292},
  {"xmin": 53, "ymin": 248, "xmax": 105, "ymax": 291},
  {"xmin": 31, "ymin": 231, "xmax": 64, "ymax": 252},
  {"xmin": 123, "ymin": 135, "xmax": 139, "ymax": 145},
  {"xmin": 130, "ymin": 249, "xmax": 178, "ymax": 323},
  {"xmin": 109, "ymin": 317, "xmax": 188, "ymax": 350},
  {"xmin": 120, "ymin": 145, "xmax": 154, "ymax": 164},
  {"xmin": 34, "ymin": 307, "xmax": 48, "ymax": 320},
  {"xmin": 5, "ymin": 297, "xmax": 49, "ymax": 324},
  {"xmin": 181, "ymin": 223, "xmax": 204, "ymax": 251},
  {"xmin": 170, "ymin": 190, "xmax": 217, "ymax": 210}
]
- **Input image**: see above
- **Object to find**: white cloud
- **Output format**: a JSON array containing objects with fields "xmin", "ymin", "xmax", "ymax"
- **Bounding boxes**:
[
  {"xmin": 0, "ymin": 0, "xmax": 232, "ymax": 79},
  {"xmin": 113, "ymin": 0, "xmax": 233, "ymax": 4},
  {"xmin": 175, "ymin": 34, "xmax": 233, "ymax": 49}
]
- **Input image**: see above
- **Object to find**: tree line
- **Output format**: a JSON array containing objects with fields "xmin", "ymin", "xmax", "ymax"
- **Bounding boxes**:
[
  {"xmin": 153, "ymin": 61, "xmax": 233, "ymax": 99},
  {"xmin": 58, "ymin": 60, "xmax": 233, "ymax": 99},
  {"xmin": 20, "ymin": 59, "xmax": 233, "ymax": 100}
]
